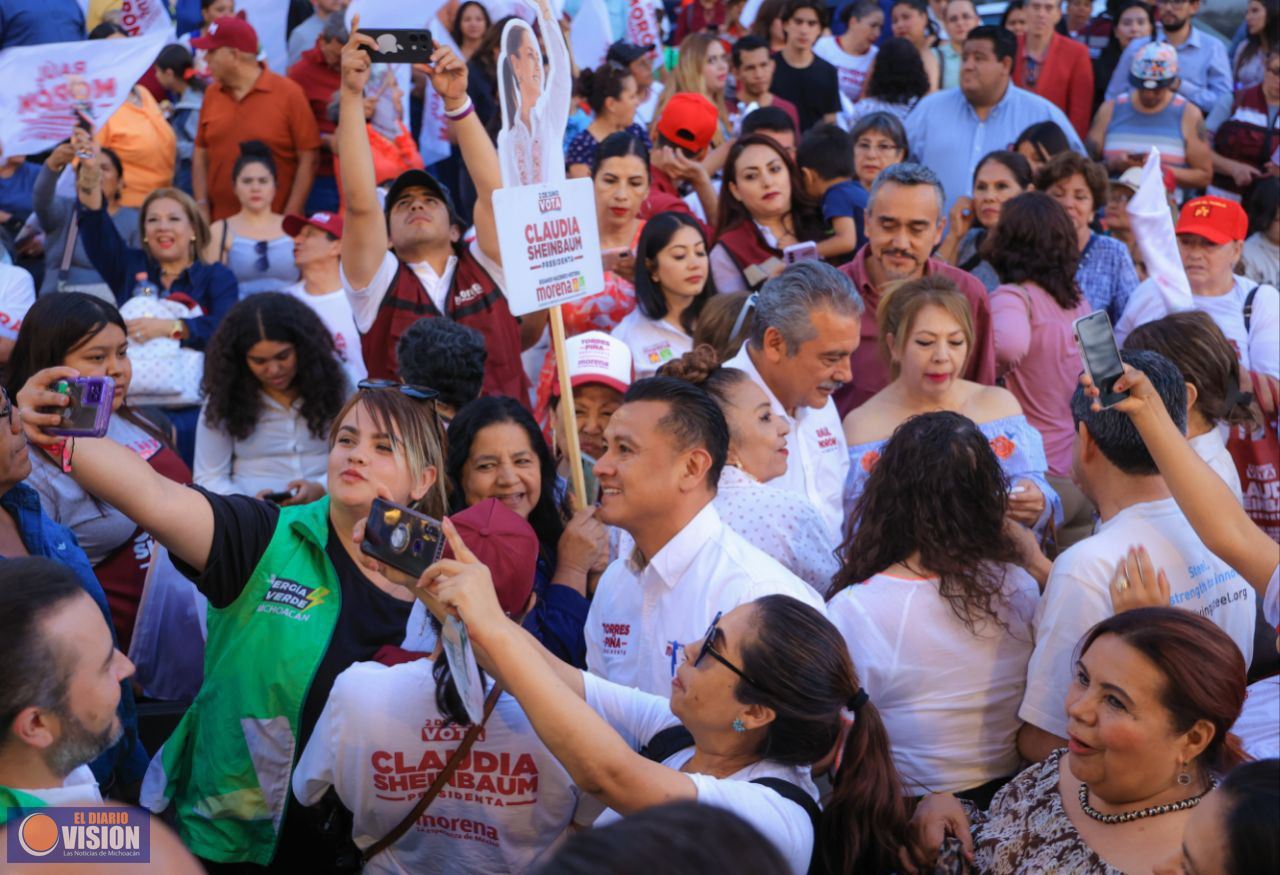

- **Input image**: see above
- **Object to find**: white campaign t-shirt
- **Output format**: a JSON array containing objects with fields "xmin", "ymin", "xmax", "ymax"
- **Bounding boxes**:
[
  {"xmin": 827, "ymin": 567, "xmax": 1039, "ymax": 795},
  {"xmin": 610, "ymin": 309, "xmax": 692, "ymax": 378},
  {"xmin": 585, "ymin": 503, "xmax": 825, "ymax": 697},
  {"xmin": 284, "ymin": 281, "xmax": 368, "ymax": 384},
  {"xmin": 1232, "ymin": 676, "xmax": 1279, "ymax": 761},
  {"xmin": 293, "ymin": 659, "xmax": 579, "ymax": 875},
  {"xmin": 0, "ymin": 264, "xmax": 35, "ymax": 341},
  {"xmin": 1188, "ymin": 428, "xmax": 1243, "ymax": 505},
  {"xmin": 1021, "ymin": 498, "xmax": 1257, "ymax": 739},
  {"xmin": 814, "ymin": 36, "xmax": 876, "ymax": 105},
  {"xmin": 582, "ymin": 672, "xmax": 817, "ymax": 875},
  {"xmin": 1116, "ymin": 276, "xmax": 1280, "ymax": 379}
]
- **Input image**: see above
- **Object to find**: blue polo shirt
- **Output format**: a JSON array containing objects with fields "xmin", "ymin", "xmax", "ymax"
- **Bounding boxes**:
[
  {"xmin": 1104, "ymin": 28, "xmax": 1232, "ymax": 115},
  {"xmin": 0, "ymin": 0, "xmax": 84, "ymax": 48},
  {"xmin": 904, "ymin": 83, "xmax": 1086, "ymax": 213},
  {"xmin": 0, "ymin": 482, "xmax": 147, "ymax": 788}
]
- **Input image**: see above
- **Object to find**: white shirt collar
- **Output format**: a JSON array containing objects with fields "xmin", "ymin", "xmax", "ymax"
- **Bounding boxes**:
[{"xmin": 627, "ymin": 502, "xmax": 722, "ymax": 589}]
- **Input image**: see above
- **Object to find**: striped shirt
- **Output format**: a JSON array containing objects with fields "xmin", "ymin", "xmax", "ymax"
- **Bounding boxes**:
[{"xmin": 1103, "ymin": 92, "xmax": 1188, "ymax": 171}]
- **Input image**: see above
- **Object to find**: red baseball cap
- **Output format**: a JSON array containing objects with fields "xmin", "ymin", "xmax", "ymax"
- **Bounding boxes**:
[
  {"xmin": 444, "ymin": 499, "xmax": 539, "ymax": 617},
  {"xmin": 191, "ymin": 15, "xmax": 258, "ymax": 54},
  {"xmin": 283, "ymin": 211, "xmax": 344, "ymax": 239},
  {"xmin": 1175, "ymin": 196, "xmax": 1249, "ymax": 245},
  {"xmin": 657, "ymin": 93, "xmax": 719, "ymax": 154}
]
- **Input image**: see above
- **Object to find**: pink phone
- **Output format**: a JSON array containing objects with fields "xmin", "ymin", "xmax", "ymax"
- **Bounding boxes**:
[{"xmin": 783, "ymin": 241, "xmax": 818, "ymax": 265}]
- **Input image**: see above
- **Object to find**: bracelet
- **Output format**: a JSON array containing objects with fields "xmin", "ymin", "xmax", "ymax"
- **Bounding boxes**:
[{"xmin": 444, "ymin": 97, "xmax": 474, "ymax": 121}]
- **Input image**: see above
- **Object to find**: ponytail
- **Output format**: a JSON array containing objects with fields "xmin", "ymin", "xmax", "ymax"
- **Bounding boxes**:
[{"xmin": 820, "ymin": 699, "xmax": 909, "ymax": 875}]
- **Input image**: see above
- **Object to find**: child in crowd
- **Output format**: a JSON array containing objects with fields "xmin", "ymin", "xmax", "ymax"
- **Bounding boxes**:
[{"xmin": 797, "ymin": 123, "xmax": 865, "ymax": 263}]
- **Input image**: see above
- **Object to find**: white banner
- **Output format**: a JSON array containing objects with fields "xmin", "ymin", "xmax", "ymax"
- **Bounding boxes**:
[
  {"xmin": 571, "ymin": 0, "xmax": 613, "ymax": 71},
  {"xmin": 114, "ymin": 0, "xmax": 174, "ymax": 37},
  {"xmin": 0, "ymin": 30, "xmax": 169, "ymax": 157},
  {"xmin": 625, "ymin": 0, "xmax": 661, "ymax": 66},
  {"xmin": 239, "ymin": 0, "xmax": 289, "ymax": 74},
  {"xmin": 493, "ymin": 178, "xmax": 604, "ymax": 316}
]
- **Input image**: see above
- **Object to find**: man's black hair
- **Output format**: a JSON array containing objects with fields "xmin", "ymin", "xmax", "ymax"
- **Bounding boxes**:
[
  {"xmin": 1070, "ymin": 349, "xmax": 1187, "ymax": 476},
  {"xmin": 623, "ymin": 377, "xmax": 730, "ymax": 488}
]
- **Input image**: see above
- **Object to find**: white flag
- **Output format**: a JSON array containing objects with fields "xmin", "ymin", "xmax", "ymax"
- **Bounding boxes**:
[
  {"xmin": 625, "ymin": 0, "xmax": 661, "ymax": 64},
  {"xmin": 571, "ymin": 0, "xmax": 613, "ymax": 71},
  {"xmin": 238, "ymin": 0, "xmax": 289, "ymax": 74},
  {"xmin": 0, "ymin": 30, "xmax": 169, "ymax": 157},
  {"xmin": 1128, "ymin": 148, "xmax": 1192, "ymax": 313},
  {"xmin": 113, "ymin": 0, "xmax": 175, "ymax": 38}
]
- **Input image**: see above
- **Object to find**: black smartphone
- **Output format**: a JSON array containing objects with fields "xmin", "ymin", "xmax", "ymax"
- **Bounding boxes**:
[
  {"xmin": 262, "ymin": 490, "xmax": 294, "ymax": 504},
  {"xmin": 360, "ymin": 497, "xmax": 446, "ymax": 579},
  {"xmin": 1073, "ymin": 311, "xmax": 1129, "ymax": 409},
  {"xmin": 358, "ymin": 28, "xmax": 435, "ymax": 63}
]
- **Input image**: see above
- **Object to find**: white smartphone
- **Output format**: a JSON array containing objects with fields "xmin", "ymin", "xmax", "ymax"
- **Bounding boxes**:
[
  {"xmin": 1073, "ymin": 311, "xmax": 1129, "ymax": 409},
  {"xmin": 783, "ymin": 241, "xmax": 819, "ymax": 265}
]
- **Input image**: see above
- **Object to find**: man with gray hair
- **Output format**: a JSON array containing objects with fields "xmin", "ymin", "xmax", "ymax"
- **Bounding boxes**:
[
  {"xmin": 836, "ymin": 162, "xmax": 996, "ymax": 415},
  {"xmin": 724, "ymin": 261, "xmax": 862, "ymax": 542}
]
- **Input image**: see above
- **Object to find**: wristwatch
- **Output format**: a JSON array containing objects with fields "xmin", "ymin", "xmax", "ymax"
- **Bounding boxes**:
[{"xmin": 170, "ymin": 320, "xmax": 184, "ymax": 340}]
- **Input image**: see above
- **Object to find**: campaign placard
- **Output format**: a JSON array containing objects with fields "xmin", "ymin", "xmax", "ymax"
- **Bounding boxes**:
[{"xmin": 492, "ymin": 179, "xmax": 604, "ymax": 317}]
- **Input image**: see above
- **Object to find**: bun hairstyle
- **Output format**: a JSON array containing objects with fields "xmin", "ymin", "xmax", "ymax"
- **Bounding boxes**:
[
  {"xmin": 232, "ymin": 139, "xmax": 277, "ymax": 183},
  {"xmin": 658, "ymin": 344, "xmax": 751, "ymax": 413},
  {"xmin": 1123, "ymin": 310, "xmax": 1259, "ymax": 430},
  {"xmin": 577, "ymin": 62, "xmax": 634, "ymax": 116}
]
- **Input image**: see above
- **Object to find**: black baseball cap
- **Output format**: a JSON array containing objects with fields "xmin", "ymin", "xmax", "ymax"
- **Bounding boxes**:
[
  {"xmin": 384, "ymin": 169, "xmax": 461, "ymax": 227},
  {"xmin": 606, "ymin": 39, "xmax": 655, "ymax": 66}
]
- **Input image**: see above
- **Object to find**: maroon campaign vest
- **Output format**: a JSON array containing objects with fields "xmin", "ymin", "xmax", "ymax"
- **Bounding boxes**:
[
  {"xmin": 362, "ymin": 249, "xmax": 530, "ymax": 404},
  {"xmin": 715, "ymin": 222, "xmax": 785, "ymax": 291},
  {"xmin": 1212, "ymin": 85, "xmax": 1278, "ymax": 196}
]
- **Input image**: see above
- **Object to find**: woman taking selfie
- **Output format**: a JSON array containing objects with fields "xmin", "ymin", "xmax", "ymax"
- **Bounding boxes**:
[
  {"xmin": 194, "ymin": 292, "xmax": 348, "ymax": 504},
  {"xmin": 711, "ymin": 134, "xmax": 822, "ymax": 293},
  {"xmin": 446, "ymin": 395, "xmax": 606, "ymax": 666},
  {"xmin": 614, "ymin": 211, "xmax": 718, "ymax": 376},
  {"xmin": 935, "ymin": 151, "xmax": 1034, "ymax": 292},
  {"xmin": 15, "ymin": 376, "xmax": 449, "ymax": 868},
  {"xmin": 906, "ymin": 608, "xmax": 1248, "ymax": 874},
  {"xmin": 409, "ymin": 533, "xmax": 910, "ymax": 875},
  {"xmin": 843, "ymin": 276, "xmax": 1059, "ymax": 534},
  {"xmin": 205, "ymin": 142, "xmax": 300, "ymax": 295},
  {"xmin": 7, "ymin": 294, "xmax": 191, "ymax": 651},
  {"xmin": 661, "ymin": 345, "xmax": 839, "ymax": 592},
  {"xmin": 831, "ymin": 411, "xmax": 1039, "ymax": 803}
]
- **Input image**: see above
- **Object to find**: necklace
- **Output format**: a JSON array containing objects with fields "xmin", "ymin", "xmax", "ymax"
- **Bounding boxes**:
[{"xmin": 1077, "ymin": 779, "xmax": 1218, "ymax": 825}]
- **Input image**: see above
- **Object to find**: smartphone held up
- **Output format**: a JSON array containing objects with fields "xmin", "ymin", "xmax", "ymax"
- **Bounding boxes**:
[
  {"xmin": 46, "ymin": 376, "xmax": 114, "ymax": 438},
  {"xmin": 1073, "ymin": 311, "xmax": 1129, "ymax": 409},
  {"xmin": 361, "ymin": 497, "xmax": 446, "ymax": 579},
  {"xmin": 357, "ymin": 28, "xmax": 435, "ymax": 63}
]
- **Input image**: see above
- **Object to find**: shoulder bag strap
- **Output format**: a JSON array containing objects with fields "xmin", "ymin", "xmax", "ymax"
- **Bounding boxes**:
[
  {"xmin": 1243, "ymin": 283, "xmax": 1260, "ymax": 334},
  {"xmin": 361, "ymin": 683, "xmax": 504, "ymax": 863}
]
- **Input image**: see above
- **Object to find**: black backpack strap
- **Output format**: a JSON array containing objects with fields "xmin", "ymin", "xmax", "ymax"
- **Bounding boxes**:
[
  {"xmin": 638, "ymin": 725, "xmax": 695, "ymax": 763},
  {"xmin": 1244, "ymin": 284, "xmax": 1260, "ymax": 334},
  {"xmin": 750, "ymin": 777, "xmax": 825, "ymax": 875}
]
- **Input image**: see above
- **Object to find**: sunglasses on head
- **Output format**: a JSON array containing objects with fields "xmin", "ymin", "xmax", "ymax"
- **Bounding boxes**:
[
  {"xmin": 693, "ymin": 611, "xmax": 766, "ymax": 691},
  {"xmin": 356, "ymin": 379, "xmax": 445, "ymax": 434}
]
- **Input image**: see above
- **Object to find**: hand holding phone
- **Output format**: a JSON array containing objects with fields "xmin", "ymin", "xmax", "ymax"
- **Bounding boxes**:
[
  {"xmin": 357, "ymin": 28, "xmax": 435, "ymax": 63},
  {"xmin": 1074, "ymin": 312, "xmax": 1129, "ymax": 409},
  {"xmin": 46, "ymin": 377, "xmax": 114, "ymax": 437},
  {"xmin": 360, "ymin": 497, "xmax": 445, "ymax": 579}
]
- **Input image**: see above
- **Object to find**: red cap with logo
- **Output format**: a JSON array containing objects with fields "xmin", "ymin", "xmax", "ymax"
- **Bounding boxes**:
[
  {"xmin": 444, "ymin": 498, "xmax": 540, "ymax": 617},
  {"xmin": 283, "ymin": 211, "xmax": 344, "ymax": 239},
  {"xmin": 656, "ymin": 93, "xmax": 719, "ymax": 154},
  {"xmin": 191, "ymin": 15, "xmax": 258, "ymax": 54},
  {"xmin": 1175, "ymin": 196, "xmax": 1249, "ymax": 245}
]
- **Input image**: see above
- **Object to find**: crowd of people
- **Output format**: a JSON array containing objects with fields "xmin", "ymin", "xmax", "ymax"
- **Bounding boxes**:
[{"xmin": 0, "ymin": 0, "xmax": 1277, "ymax": 873}]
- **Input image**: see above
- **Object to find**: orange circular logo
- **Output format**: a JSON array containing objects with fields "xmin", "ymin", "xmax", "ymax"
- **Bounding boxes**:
[{"xmin": 17, "ymin": 812, "xmax": 59, "ymax": 856}]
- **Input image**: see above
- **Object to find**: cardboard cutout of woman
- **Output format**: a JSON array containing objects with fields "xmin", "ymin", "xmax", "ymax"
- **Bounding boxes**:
[{"xmin": 497, "ymin": 0, "xmax": 569, "ymax": 188}]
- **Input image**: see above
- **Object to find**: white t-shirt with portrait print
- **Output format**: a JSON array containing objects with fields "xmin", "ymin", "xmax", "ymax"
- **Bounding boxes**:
[
  {"xmin": 292, "ymin": 658, "xmax": 580, "ymax": 875},
  {"xmin": 1020, "ymin": 498, "xmax": 1257, "ymax": 740},
  {"xmin": 813, "ymin": 36, "xmax": 877, "ymax": 105},
  {"xmin": 582, "ymin": 671, "xmax": 818, "ymax": 875},
  {"xmin": 0, "ymin": 264, "xmax": 35, "ymax": 341}
]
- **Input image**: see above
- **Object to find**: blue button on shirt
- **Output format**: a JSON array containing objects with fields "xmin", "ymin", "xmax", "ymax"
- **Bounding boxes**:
[
  {"xmin": 1104, "ymin": 29, "xmax": 1232, "ymax": 115},
  {"xmin": 904, "ymin": 84, "xmax": 1086, "ymax": 214},
  {"xmin": 0, "ymin": 482, "xmax": 148, "ymax": 788}
]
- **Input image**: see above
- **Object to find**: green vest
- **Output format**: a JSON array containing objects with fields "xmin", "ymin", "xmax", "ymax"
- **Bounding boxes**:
[{"xmin": 140, "ymin": 499, "xmax": 342, "ymax": 865}]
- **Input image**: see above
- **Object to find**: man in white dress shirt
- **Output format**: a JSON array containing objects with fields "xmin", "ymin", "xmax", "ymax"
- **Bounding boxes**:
[
  {"xmin": 724, "ymin": 261, "xmax": 862, "ymax": 542},
  {"xmin": 585, "ymin": 377, "xmax": 825, "ymax": 696}
]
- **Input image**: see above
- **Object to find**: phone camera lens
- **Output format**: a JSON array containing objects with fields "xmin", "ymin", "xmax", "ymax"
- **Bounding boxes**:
[{"xmin": 390, "ymin": 523, "xmax": 410, "ymax": 552}]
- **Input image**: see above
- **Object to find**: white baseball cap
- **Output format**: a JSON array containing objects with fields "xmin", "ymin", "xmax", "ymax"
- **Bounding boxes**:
[{"xmin": 553, "ymin": 331, "xmax": 633, "ymax": 396}]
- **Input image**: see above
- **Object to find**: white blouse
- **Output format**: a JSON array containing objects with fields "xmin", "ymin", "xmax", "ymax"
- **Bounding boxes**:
[{"xmin": 193, "ymin": 391, "xmax": 331, "ymax": 498}]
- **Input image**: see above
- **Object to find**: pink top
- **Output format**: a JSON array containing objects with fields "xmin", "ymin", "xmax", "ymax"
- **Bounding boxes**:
[{"xmin": 990, "ymin": 282, "xmax": 1091, "ymax": 477}]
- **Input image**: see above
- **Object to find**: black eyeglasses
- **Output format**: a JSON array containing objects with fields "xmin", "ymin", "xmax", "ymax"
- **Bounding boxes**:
[
  {"xmin": 357, "ymin": 379, "xmax": 445, "ymax": 433},
  {"xmin": 254, "ymin": 239, "xmax": 269, "ymax": 273},
  {"xmin": 693, "ymin": 611, "xmax": 766, "ymax": 690}
]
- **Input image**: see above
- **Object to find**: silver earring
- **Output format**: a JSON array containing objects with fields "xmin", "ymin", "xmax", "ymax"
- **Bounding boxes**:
[
  {"xmin": 732, "ymin": 718, "xmax": 746, "ymax": 733},
  {"xmin": 1177, "ymin": 770, "xmax": 1192, "ymax": 786}
]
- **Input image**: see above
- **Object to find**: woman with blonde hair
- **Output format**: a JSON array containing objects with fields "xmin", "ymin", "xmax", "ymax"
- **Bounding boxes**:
[
  {"xmin": 653, "ymin": 33, "xmax": 733, "ymax": 169},
  {"xmin": 842, "ymin": 275, "xmax": 1059, "ymax": 534}
]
